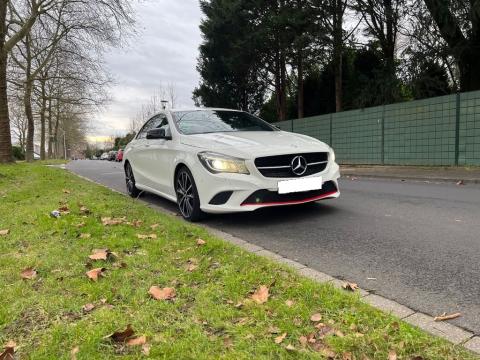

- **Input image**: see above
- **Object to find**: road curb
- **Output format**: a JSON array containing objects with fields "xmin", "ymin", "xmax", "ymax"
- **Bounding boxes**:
[
  {"xmin": 203, "ymin": 225, "xmax": 479, "ymax": 355},
  {"xmin": 66, "ymin": 166, "xmax": 480, "ymax": 356},
  {"xmin": 341, "ymin": 172, "xmax": 480, "ymax": 185}
]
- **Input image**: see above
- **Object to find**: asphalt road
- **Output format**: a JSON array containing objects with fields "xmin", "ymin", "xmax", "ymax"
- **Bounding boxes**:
[{"xmin": 67, "ymin": 160, "xmax": 480, "ymax": 334}]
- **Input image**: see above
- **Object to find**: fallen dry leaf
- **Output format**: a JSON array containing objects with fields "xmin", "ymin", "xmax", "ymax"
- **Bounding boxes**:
[
  {"xmin": 142, "ymin": 343, "xmax": 151, "ymax": 356},
  {"xmin": 108, "ymin": 324, "xmax": 135, "ymax": 343},
  {"xmin": 274, "ymin": 333, "xmax": 287, "ymax": 344},
  {"xmin": 312, "ymin": 342, "xmax": 336, "ymax": 357},
  {"xmin": 101, "ymin": 217, "xmax": 126, "ymax": 226},
  {"xmin": 250, "ymin": 285, "xmax": 269, "ymax": 304},
  {"xmin": 82, "ymin": 303, "xmax": 96, "ymax": 313},
  {"xmin": 0, "ymin": 341, "xmax": 16, "ymax": 360},
  {"xmin": 70, "ymin": 346, "xmax": 79, "ymax": 360},
  {"xmin": 149, "ymin": 286, "xmax": 176, "ymax": 300},
  {"xmin": 310, "ymin": 313, "xmax": 322, "ymax": 322},
  {"xmin": 298, "ymin": 336, "xmax": 308, "ymax": 346},
  {"xmin": 434, "ymin": 312, "xmax": 461, "ymax": 321},
  {"xmin": 196, "ymin": 238, "xmax": 206, "ymax": 246},
  {"xmin": 316, "ymin": 325, "xmax": 334, "ymax": 338},
  {"xmin": 20, "ymin": 267, "xmax": 37, "ymax": 280},
  {"xmin": 137, "ymin": 233, "xmax": 157, "ymax": 240},
  {"xmin": 126, "ymin": 220, "xmax": 143, "ymax": 228},
  {"xmin": 75, "ymin": 222, "xmax": 86, "ymax": 228},
  {"xmin": 85, "ymin": 268, "xmax": 105, "ymax": 281},
  {"xmin": 186, "ymin": 263, "xmax": 198, "ymax": 272},
  {"xmin": 268, "ymin": 326, "xmax": 280, "ymax": 334},
  {"xmin": 388, "ymin": 350, "xmax": 397, "ymax": 360},
  {"xmin": 0, "ymin": 229, "xmax": 10, "ymax": 236},
  {"xmin": 285, "ymin": 299, "xmax": 294, "ymax": 307},
  {"xmin": 79, "ymin": 206, "xmax": 91, "ymax": 215},
  {"xmin": 80, "ymin": 233, "xmax": 91, "ymax": 239},
  {"xmin": 126, "ymin": 335, "xmax": 147, "ymax": 346},
  {"xmin": 285, "ymin": 344, "xmax": 295, "ymax": 351},
  {"xmin": 150, "ymin": 224, "xmax": 160, "ymax": 230},
  {"xmin": 63, "ymin": 189, "xmax": 71, "ymax": 194},
  {"xmin": 342, "ymin": 352, "xmax": 353, "ymax": 360},
  {"xmin": 88, "ymin": 249, "xmax": 116, "ymax": 261},
  {"xmin": 59, "ymin": 205, "xmax": 70, "ymax": 212},
  {"xmin": 342, "ymin": 282, "xmax": 359, "ymax": 291},
  {"xmin": 223, "ymin": 336, "xmax": 233, "ymax": 348}
]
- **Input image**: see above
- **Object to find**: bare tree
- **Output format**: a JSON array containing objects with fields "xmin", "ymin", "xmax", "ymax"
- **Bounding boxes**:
[
  {"xmin": 1, "ymin": 0, "xmax": 134, "ymax": 163},
  {"xmin": 0, "ymin": 0, "xmax": 56, "ymax": 162},
  {"xmin": 167, "ymin": 82, "xmax": 177, "ymax": 108}
]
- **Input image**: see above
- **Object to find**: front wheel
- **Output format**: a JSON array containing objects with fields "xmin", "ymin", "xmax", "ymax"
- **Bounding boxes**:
[
  {"xmin": 175, "ymin": 167, "xmax": 204, "ymax": 222},
  {"xmin": 125, "ymin": 162, "xmax": 141, "ymax": 198}
]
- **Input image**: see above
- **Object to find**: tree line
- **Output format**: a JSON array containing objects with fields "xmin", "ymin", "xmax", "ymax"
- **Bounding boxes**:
[
  {"xmin": 193, "ymin": 0, "xmax": 480, "ymax": 122},
  {"xmin": 0, "ymin": 0, "xmax": 134, "ymax": 163}
]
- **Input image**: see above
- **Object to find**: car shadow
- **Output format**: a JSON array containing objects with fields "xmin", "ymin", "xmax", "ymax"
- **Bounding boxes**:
[
  {"xmin": 138, "ymin": 189, "xmax": 340, "ymax": 226},
  {"xmin": 204, "ymin": 201, "xmax": 340, "ymax": 226}
]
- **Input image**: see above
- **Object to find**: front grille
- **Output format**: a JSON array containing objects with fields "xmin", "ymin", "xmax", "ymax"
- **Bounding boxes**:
[
  {"xmin": 241, "ymin": 181, "xmax": 337, "ymax": 206},
  {"xmin": 254, "ymin": 152, "xmax": 328, "ymax": 178}
]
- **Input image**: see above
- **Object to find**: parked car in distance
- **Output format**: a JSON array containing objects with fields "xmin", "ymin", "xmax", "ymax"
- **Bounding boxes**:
[
  {"xmin": 100, "ymin": 152, "xmax": 109, "ymax": 160},
  {"xmin": 108, "ymin": 151, "xmax": 117, "ymax": 161},
  {"xmin": 116, "ymin": 149, "xmax": 124, "ymax": 162},
  {"xmin": 123, "ymin": 108, "xmax": 340, "ymax": 222}
]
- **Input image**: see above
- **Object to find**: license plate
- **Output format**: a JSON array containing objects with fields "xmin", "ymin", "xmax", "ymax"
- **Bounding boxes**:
[{"xmin": 278, "ymin": 177, "xmax": 323, "ymax": 194}]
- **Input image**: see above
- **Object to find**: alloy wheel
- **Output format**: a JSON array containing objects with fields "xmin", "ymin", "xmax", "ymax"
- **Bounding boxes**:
[{"xmin": 176, "ymin": 170, "xmax": 194, "ymax": 218}]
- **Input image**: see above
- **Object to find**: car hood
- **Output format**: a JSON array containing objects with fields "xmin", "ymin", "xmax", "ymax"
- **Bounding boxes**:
[{"xmin": 179, "ymin": 131, "xmax": 330, "ymax": 158}]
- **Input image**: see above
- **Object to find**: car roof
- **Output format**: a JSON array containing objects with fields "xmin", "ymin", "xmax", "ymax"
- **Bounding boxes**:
[{"xmin": 169, "ymin": 107, "xmax": 241, "ymax": 113}]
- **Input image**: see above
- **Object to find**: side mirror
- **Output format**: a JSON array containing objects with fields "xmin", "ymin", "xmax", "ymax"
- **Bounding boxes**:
[{"xmin": 146, "ymin": 128, "xmax": 171, "ymax": 140}]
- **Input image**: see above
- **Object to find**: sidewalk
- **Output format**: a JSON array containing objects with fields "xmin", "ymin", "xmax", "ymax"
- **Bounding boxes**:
[{"xmin": 340, "ymin": 165, "xmax": 480, "ymax": 184}]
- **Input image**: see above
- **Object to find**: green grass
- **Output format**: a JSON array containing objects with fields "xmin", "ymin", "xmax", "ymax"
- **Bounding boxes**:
[{"xmin": 0, "ymin": 163, "xmax": 477, "ymax": 359}]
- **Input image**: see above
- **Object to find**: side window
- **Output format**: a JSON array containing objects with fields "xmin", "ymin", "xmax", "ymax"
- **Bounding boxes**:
[{"xmin": 137, "ymin": 115, "xmax": 166, "ymax": 139}]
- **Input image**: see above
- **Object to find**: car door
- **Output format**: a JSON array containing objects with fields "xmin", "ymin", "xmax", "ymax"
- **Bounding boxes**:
[
  {"xmin": 128, "ymin": 116, "xmax": 160, "ymax": 187},
  {"xmin": 143, "ymin": 113, "xmax": 177, "ymax": 196}
]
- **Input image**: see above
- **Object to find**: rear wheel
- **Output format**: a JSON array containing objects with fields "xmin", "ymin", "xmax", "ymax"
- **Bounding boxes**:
[
  {"xmin": 125, "ymin": 162, "xmax": 141, "ymax": 198},
  {"xmin": 175, "ymin": 166, "xmax": 204, "ymax": 222}
]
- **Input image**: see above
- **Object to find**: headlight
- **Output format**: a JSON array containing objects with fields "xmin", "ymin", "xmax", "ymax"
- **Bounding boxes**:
[
  {"xmin": 330, "ymin": 148, "xmax": 336, "ymax": 162},
  {"xmin": 198, "ymin": 151, "xmax": 250, "ymax": 174}
]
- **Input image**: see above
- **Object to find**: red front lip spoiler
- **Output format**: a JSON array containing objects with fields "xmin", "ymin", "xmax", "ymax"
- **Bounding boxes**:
[{"xmin": 241, "ymin": 190, "xmax": 339, "ymax": 207}]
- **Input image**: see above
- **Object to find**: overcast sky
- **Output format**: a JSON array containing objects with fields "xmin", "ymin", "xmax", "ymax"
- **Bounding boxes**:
[{"xmin": 89, "ymin": 0, "xmax": 202, "ymax": 141}]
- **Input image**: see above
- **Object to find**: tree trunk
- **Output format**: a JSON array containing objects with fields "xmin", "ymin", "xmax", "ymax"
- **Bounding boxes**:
[
  {"xmin": 333, "ymin": 0, "xmax": 343, "ymax": 112},
  {"xmin": 279, "ymin": 48, "xmax": 287, "ymax": 121},
  {"xmin": 54, "ymin": 101, "xmax": 60, "ymax": 158},
  {"xmin": 297, "ymin": 50, "xmax": 304, "ymax": 118},
  {"xmin": 47, "ymin": 98, "xmax": 53, "ymax": 158},
  {"xmin": 274, "ymin": 48, "xmax": 286, "ymax": 121},
  {"xmin": 24, "ymin": 33, "xmax": 35, "ymax": 162},
  {"xmin": 0, "ymin": 1, "xmax": 12, "ymax": 163},
  {"xmin": 0, "ymin": 51, "xmax": 12, "ymax": 163},
  {"xmin": 458, "ymin": 46, "xmax": 480, "ymax": 91},
  {"xmin": 39, "ymin": 80, "xmax": 47, "ymax": 160},
  {"xmin": 24, "ymin": 79, "xmax": 34, "ymax": 162}
]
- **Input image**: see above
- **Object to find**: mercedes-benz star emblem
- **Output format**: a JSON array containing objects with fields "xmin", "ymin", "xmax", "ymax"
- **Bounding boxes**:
[{"xmin": 291, "ymin": 155, "xmax": 307, "ymax": 176}]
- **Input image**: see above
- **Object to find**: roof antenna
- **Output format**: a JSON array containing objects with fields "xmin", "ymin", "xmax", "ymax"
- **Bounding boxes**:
[{"xmin": 161, "ymin": 100, "xmax": 169, "ymax": 110}]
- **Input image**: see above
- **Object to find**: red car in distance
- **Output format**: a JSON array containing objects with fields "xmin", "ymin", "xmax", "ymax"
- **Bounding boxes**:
[{"xmin": 116, "ymin": 149, "xmax": 124, "ymax": 162}]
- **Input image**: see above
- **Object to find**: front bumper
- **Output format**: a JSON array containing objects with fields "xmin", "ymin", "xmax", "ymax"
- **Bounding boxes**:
[{"xmin": 192, "ymin": 160, "xmax": 340, "ymax": 214}]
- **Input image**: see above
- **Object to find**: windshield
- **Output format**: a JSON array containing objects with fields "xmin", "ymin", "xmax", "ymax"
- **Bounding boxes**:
[{"xmin": 172, "ymin": 110, "xmax": 276, "ymax": 135}]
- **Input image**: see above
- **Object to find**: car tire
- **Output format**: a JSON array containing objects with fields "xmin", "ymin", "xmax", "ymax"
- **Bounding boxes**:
[
  {"xmin": 125, "ymin": 162, "xmax": 141, "ymax": 198},
  {"xmin": 175, "ymin": 166, "xmax": 205, "ymax": 222}
]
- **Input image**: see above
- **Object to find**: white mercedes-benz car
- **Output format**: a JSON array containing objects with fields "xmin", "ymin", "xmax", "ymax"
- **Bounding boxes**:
[{"xmin": 123, "ymin": 108, "xmax": 340, "ymax": 221}]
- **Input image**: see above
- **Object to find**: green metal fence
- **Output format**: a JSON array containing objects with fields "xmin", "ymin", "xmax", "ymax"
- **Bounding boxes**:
[{"xmin": 275, "ymin": 90, "xmax": 480, "ymax": 166}]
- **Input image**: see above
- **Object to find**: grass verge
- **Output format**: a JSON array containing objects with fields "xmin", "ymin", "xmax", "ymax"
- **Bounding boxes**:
[{"xmin": 0, "ymin": 163, "xmax": 476, "ymax": 359}]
